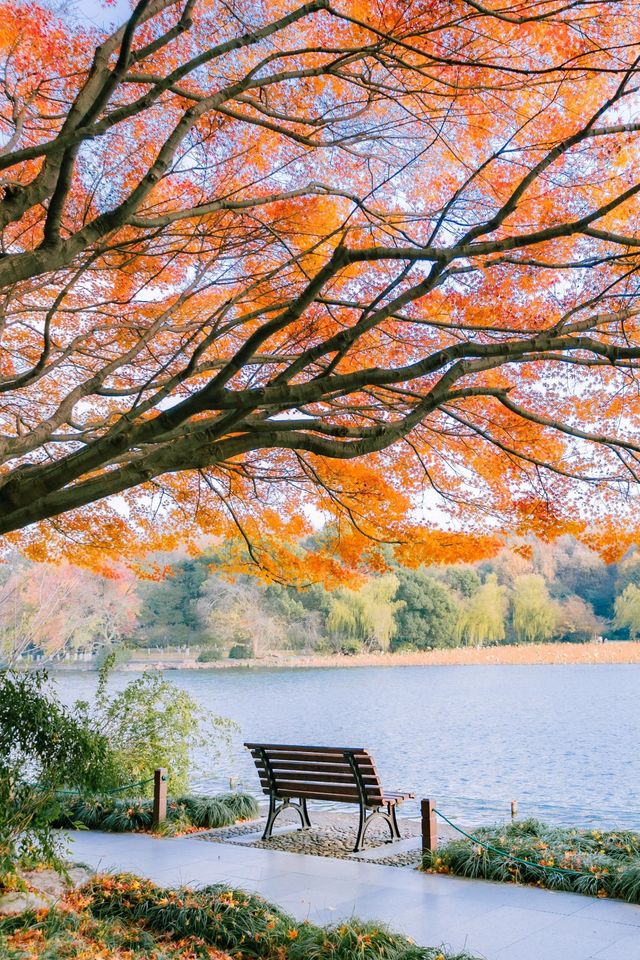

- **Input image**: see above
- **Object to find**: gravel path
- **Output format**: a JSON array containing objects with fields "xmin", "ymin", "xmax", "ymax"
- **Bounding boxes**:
[{"xmin": 197, "ymin": 809, "xmax": 457, "ymax": 868}]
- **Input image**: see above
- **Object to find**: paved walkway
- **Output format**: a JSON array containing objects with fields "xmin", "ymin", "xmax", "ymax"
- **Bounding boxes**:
[{"xmin": 67, "ymin": 831, "xmax": 640, "ymax": 960}]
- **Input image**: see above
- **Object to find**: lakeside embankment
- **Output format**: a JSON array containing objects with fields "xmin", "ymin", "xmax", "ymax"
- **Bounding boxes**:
[{"xmin": 52, "ymin": 640, "xmax": 640, "ymax": 671}]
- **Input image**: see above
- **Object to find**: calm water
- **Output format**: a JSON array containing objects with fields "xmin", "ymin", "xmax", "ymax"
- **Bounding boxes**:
[{"xmin": 53, "ymin": 663, "xmax": 640, "ymax": 828}]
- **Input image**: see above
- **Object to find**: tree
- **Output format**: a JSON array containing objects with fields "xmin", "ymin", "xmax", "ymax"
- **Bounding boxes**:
[
  {"xmin": 511, "ymin": 573, "xmax": 557, "ymax": 644},
  {"xmin": 490, "ymin": 547, "xmax": 533, "ymax": 587},
  {"xmin": 614, "ymin": 550, "xmax": 640, "ymax": 597},
  {"xmin": 553, "ymin": 538, "xmax": 616, "ymax": 618},
  {"xmin": 441, "ymin": 567, "xmax": 482, "ymax": 600},
  {"xmin": 0, "ymin": 558, "xmax": 139, "ymax": 664},
  {"xmin": 2, "ymin": 2, "xmax": 640, "ymax": 575},
  {"xmin": 456, "ymin": 574, "xmax": 507, "ymax": 646},
  {"xmin": 263, "ymin": 583, "xmax": 324, "ymax": 649},
  {"xmin": 137, "ymin": 556, "xmax": 209, "ymax": 647},
  {"xmin": 614, "ymin": 583, "xmax": 640, "ymax": 640},
  {"xmin": 326, "ymin": 574, "xmax": 401, "ymax": 652},
  {"xmin": 556, "ymin": 594, "xmax": 603, "ymax": 643},
  {"xmin": 393, "ymin": 569, "xmax": 459, "ymax": 650},
  {"xmin": 197, "ymin": 576, "xmax": 287, "ymax": 656}
]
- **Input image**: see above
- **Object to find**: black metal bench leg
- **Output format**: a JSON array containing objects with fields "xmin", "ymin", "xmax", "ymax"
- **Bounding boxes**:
[
  {"xmin": 262, "ymin": 795, "xmax": 278, "ymax": 840},
  {"xmin": 354, "ymin": 803, "xmax": 367, "ymax": 852},
  {"xmin": 389, "ymin": 803, "xmax": 401, "ymax": 841},
  {"xmin": 263, "ymin": 796, "xmax": 311, "ymax": 840},
  {"xmin": 300, "ymin": 798, "xmax": 311, "ymax": 829}
]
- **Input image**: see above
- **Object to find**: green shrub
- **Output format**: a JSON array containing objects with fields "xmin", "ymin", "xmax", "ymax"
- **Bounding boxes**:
[
  {"xmin": 229, "ymin": 643, "xmax": 252, "ymax": 659},
  {"xmin": 74, "ymin": 655, "xmax": 237, "ymax": 796},
  {"xmin": 57, "ymin": 797, "xmax": 112, "ymax": 830},
  {"xmin": 85, "ymin": 874, "xmax": 480, "ymax": 959},
  {"xmin": 197, "ymin": 648, "xmax": 222, "ymax": 662},
  {"xmin": 424, "ymin": 819, "xmax": 640, "ymax": 902},
  {"xmin": 0, "ymin": 670, "xmax": 117, "ymax": 884},
  {"xmin": 51, "ymin": 791, "xmax": 257, "ymax": 833}
]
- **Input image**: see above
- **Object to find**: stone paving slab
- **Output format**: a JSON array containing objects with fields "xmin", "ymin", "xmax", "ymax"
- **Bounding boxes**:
[
  {"xmin": 65, "ymin": 831, "xmax": 640, "ymax": 960},
  {"xmin": 347, "ymin": 837, "xmax": 422, "ymax": 861}
]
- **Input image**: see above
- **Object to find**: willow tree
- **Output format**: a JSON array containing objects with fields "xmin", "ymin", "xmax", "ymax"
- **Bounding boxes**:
[
  {"xmin": 511, "ymin": 573, "xmax": 557, "ymax": 644},
  {"xmin": 2, "ymin": 0, "xmax": 640, "ymax": 577}
]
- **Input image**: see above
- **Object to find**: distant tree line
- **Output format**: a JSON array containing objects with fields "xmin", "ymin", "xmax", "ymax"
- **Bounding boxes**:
[
  {"xmin": 5, "ymin": 535, "xmax": 640, "ymax": 664},
  {"xmin": 132, "ymin": 536, "xmax": 640, "ymax": 655}
]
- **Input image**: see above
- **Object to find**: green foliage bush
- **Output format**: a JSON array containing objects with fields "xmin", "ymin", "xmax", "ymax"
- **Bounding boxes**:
[
  {"xmin": 424, "ymin": 819, "xmax": 640, "ymax": 902},
  {"xmin": 74, "ymin": 655, "xmax": 237, "ymax": 796},
  {"xmin": 0, "ymin": 665, "xmax": 241, "ymax": 886},
  {"xmin": 0, "ymin": 670, "xmax": 116, "ymax": 883},
  {"xmin": 319, "ymin": 635, "xmax": 363, "ymax": 656},
  {"xmin": 84, "ymin": 873, "xmax": 480, "ymax": 959},
  {"xmin": 229, "ymin": 643, "xmax": 253, "ymax": 659},
  {"xmin": 196, "ymin": 647, "xmax": 222, "ymax": 662},
  {"xmin": 51, "ymin": 791, "xmax": 258, "ymax": 833}
]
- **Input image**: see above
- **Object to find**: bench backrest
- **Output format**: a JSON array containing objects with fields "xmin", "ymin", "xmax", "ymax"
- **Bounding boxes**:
[{"xmin": 244, "ymin": 742, "xmax": 385, "ymax": 807}]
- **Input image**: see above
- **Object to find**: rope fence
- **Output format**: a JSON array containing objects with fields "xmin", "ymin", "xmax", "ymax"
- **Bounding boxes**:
[
  {"xmin": 431, "ymin": 805, "xmax": 600, "ymax": 879},
  {"xmin": 56, "ymin": 776, "xmax": 156, "ymax": 797},
  {"xmin": 33, "ymin": 768, "xmax": 169, "ymax": 827}
]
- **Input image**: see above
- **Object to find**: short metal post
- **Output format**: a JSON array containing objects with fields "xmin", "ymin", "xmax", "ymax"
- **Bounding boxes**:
[
  {"xmin": 421, "ymin": 798, "xmax": 437, "ymax": 853},
  {"xmin": 511, "ymin": 799, "xmax": 518, "ymax": 820},
  {"xmin": 153, "ymin": 767, "xmax": 168, "ymax": 828}
]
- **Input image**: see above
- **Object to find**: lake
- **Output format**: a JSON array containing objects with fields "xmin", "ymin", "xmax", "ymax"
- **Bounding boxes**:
[{"xmin": 53, "ymin": 663, "xmax": 640, "ymax": 828}]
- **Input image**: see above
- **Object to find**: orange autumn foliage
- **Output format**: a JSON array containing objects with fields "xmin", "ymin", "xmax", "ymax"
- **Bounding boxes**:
[{"xmin": 1, "ymin": 0, "xmax": 640, "ymax": 581}]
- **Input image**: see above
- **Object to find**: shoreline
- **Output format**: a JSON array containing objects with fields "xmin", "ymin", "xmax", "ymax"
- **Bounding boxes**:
[{"xmin": 52, "ymin": 640, "xmax": 640, "ymax": 672}]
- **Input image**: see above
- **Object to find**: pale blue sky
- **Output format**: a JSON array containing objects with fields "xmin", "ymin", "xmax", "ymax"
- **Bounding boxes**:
[{"xmin": 46, "ymin": 0, "xmax": 133, "ymax": 29}]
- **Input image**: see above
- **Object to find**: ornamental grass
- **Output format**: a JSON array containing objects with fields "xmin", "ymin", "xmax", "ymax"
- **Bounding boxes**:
[
  {"xmin": 80, "ymin": 873, "xmax": 480, "ymax": 960},
  {"xmin": 0, "ymin": 904, "xmax": 233, "ymax": 959},
  {"xmin": 50, "ymin": 792, "xmax": 258, "ymax": 834},
  {"xmin": 424, "ymin": 818, "xmax": 640, "ymax": 902}
]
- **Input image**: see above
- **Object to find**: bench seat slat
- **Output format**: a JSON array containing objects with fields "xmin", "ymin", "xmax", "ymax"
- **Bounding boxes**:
[
  {"xmin": 273, "ymin": 782, "xmax": 363, "ymax": 799},
  {"xmin": 277, "ymin": 787, "xmax": 383, "ymax": 804},
  {"xmin": 250, "ymin": 750, "xmax": 371, "ymax": 766},
  {"xmin": 245, "ymin": 742, "xmax": 367, "ymax": 754},
  {"xmin": 258, "ymin": 761, "xmax": 376, "ymax": 777},
  {"xmin": 253, "ymin": 763, "xmax": 376, "ymax": 778},
  {"xmin": 256, "ymin": 770, "xmax": 379, "ymax": 786},
  {"xmin": 258, "ymin": 777, "xmax": 384, "ymax": 801}
]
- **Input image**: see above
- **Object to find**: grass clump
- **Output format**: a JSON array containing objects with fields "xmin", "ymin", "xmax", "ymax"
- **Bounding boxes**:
[
  {"xmin": 0, "ymin": 874, "xmax": 483, "ymax": 959},
  {"xmin": 0, "ymin": 905, "xmax": 232, "ymax": 959},
  {"xmin": 424, "ymin": 819, "xmax": 640, "ymax": 902},
  {"xmin": 51, "ymin": 791, "xmax": 258, "ymax": 834},
  {"xmin": 83, "ymin": 873, "xmax": 480, "ymax": 959}
]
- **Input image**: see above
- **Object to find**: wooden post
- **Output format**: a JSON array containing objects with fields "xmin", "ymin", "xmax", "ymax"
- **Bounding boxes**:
[
  {"xmin": 421, "ymin": 798, "xmax": 437, "ymax": 853},
  {"xmin": 511, "ymin": 799, "xmax": 518, "ymax": 820},
  {"xmin": 153, "ymin": 767, "xmax": 168, "ymax": 828}
]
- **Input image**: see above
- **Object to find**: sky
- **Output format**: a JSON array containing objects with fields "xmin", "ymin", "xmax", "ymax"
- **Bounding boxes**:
[{"xmin": 48, "ymin": 0, "xmax": 132, "ymax": 29}]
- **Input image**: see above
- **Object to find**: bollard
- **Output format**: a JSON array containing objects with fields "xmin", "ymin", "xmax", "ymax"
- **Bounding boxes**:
[
  {"xmin": 511, "ymin": 799, "xmax": 518, "ymax": 820},
  {"xmin": 421, "ymin": 798, "xmax": 438, "ymax": 853},
  {"xmin": 153, "ymin": 767, "xmax": 168, "ymax": 828}
]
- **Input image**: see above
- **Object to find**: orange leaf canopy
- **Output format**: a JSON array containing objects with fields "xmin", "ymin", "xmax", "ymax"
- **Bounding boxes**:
[{"xmin": 1, "ymin": 0, "xmax": 640, "ymax": 580}]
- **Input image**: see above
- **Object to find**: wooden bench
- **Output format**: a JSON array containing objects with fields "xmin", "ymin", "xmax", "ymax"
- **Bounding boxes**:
[{"xmin": 244, "ymin": 742, "xmax": 414, "ymax": 852}]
